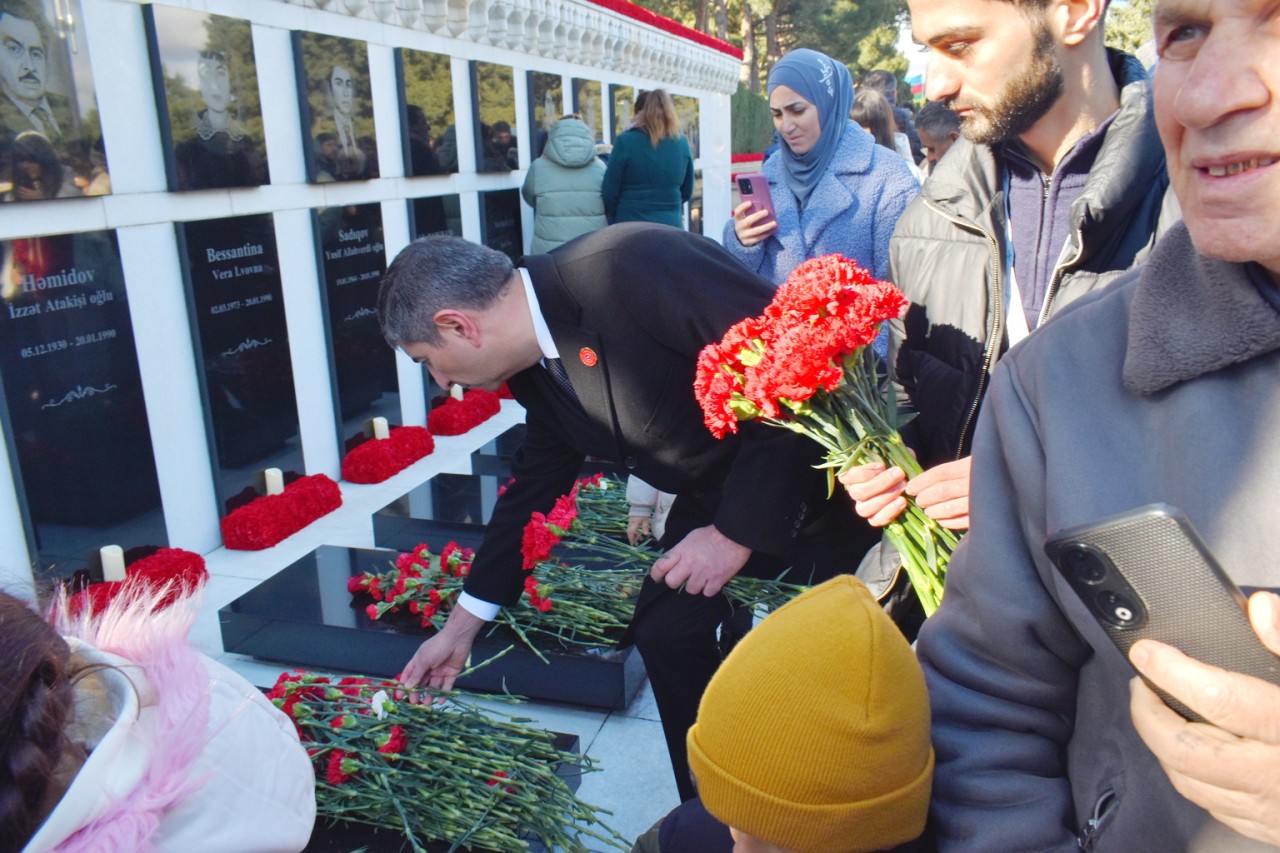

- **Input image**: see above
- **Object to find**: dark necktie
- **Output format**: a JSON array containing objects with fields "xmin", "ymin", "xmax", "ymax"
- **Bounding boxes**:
[
  {"xmin": 545, "ymin": 357, "xmax": 579, "ymax": 403},
  {"xmin": 32, "ymin": 106, "xmax": 58, "ymax": 138}
]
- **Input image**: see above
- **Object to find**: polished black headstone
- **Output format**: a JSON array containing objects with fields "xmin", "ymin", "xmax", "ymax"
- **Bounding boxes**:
[
  {"xmin": 468, "ymin": 423, "xmax": 528, "ymax": 477},
  {"xmin": 396, "ymin": 48, "xmax": 457, "ymax": 177},
  {"xmin": 408, "ymin": 193, "xmax": 462, "ymax": 240},
  {"xmin": 479, "ymin": 188, "xmax": 524, "ymax": 262},
  {"xmin": 221, "ymin": 545, "xmax": 645, "ymax": 710},
  {"xmin": 609, "ymin": 84, "xmax": 634, "ymax": 142},
  {"xmin": 571, "ymin": 79, "xmax": 603, "ymax": 144},
  {"xmin": 294, "ymin": 32, "xmax": 376, "ymax": 182},
  {"xmin": 177, "ymin": 214, "xmax": 303, "ymax": 515},
  {"xmin": 526, "ymin": 71, "xmax": 563, "ymax": 160},
  {"xmin": 0, "ymin": 230, "xmax": 166, "ymax": 579},
  {"xmin": 470, "ymin": 61, "xmax": 517, "ymax": 173},
  {"xmin": 673, "ymin": 94, "xmax": 700, "ymax": 160},
  {"xmin": 314, "ymin": 202, "xmax": 397, "ymax": 449}
]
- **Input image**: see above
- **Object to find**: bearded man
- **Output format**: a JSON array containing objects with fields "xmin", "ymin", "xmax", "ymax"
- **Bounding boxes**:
[{"xmin": 841, "ymin": 0, "xmax": 1179, "ymax": 601}]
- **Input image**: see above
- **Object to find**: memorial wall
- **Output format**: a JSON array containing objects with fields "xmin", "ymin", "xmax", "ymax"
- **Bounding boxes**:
[{"xmin": 0, "ymin": 0, "xmax": 739, "ymax": 595}]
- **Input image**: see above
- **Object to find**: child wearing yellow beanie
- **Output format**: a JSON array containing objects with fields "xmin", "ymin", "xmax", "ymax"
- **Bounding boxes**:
[{"xmin": 632, "ymin": 575, "xmax": 934, "ymax": 853}]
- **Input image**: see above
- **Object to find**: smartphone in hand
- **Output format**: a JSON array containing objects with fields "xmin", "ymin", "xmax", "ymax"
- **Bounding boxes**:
[
  {"xmin": 1045, "ymin": 503, "xmax": 1280, "ymax": 722},
  {"xmin": 735, "ymin": 172, "xmax": 777, "ymax": 225}
]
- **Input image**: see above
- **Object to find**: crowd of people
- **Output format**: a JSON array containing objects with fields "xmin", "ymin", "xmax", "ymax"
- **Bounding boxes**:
[{"xmin": 6, "ymin": 0, "xmax": 1280, "ymax": 849}]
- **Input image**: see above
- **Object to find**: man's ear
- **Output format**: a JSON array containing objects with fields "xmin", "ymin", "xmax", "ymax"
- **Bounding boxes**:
[
  {"xmin": 1052, "ymin": 0, "xmax": 1108, "ymax": 48},
  {"xmin": 433, "ymin": 309, "xmax": 481, "ymax": 346}
]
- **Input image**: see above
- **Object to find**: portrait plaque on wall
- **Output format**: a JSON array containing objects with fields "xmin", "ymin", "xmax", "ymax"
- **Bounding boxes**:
[
  {"xmin": 0, "ymin": 0, "xmax": 111, "ymax": 202},
  {"xmin": 312, "ymin": 201, "xmax": 397, "ymax": 448},
  {"xmin": 396, "ymin": 48, "xmax": 456, "ymax": 177},
  {"xmin": 176, "ymin": 214, "xmax": 303, "ymax": 515},
  {"xmin": 142, "ymin": 6, "xmax": 268, "ymax": 191},
  {"xmin": 470, "ymin": 61, "xmax": 516, "ymax": 173},
  {"xmin": 673, "ymin": 94, "xmax": 701, "ymax": 160},
  {"xmin": 293, "ymin": 32, "xmax": 375, "ymax": 182},
  {"xmin": 609, "ymin": 84, "xmax": 634, "ymax": 143},
  {"xmin": 0, "ymin": 229, "xmax": 166, "ymax": 580},
  {"xmin": 526, "ymin": 71, "xmax": 562, "ymax": 160},
  {"xmin": 479, "ymin": 188, "xmax": 523, "ymax": 262},
  {"xmin": 408, "ymin": 193, "xmax": 462, "ymax": 240},
  {"xmin": 687, "ymin": 169, "xmax": 703, "ymax": 235},
  {"xmin": 571, "ymin": 79, "xmax": 603, "ymax": 144}
]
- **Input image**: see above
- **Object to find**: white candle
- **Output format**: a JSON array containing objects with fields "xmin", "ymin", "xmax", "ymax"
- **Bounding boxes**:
[
  {"xmin": 372, "ymin": 416, "xmax": 390, "ymax": 440},
  {"xmin": 100, "ymin": 545, "xmax": 126, "ymax": 582},
  {"xmin": 450, "ymin": 383, "xmax": 465, "ymax": 401},
  {"xmin": 264, "ymin": 467, "xmax": 285, "ymax": 496}
]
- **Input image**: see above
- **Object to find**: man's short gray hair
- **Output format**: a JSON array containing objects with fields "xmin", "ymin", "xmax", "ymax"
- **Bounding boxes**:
[{"xmin": 377, "ymin": 235, "xmax": 515, "ymax": 347}]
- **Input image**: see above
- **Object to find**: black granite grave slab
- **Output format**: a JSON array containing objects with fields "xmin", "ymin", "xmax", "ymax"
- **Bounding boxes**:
[
  {"xmin": 468, "ymin": 425, "xmax": 627, "ymax": 482},
  {"xmin": 0, "ymin": 229, "xmax": 167, "ymax": 580},
  {"xmin": 372, "ymin": 472, "xmax": 500, "ymax": 553},
  {"xmin": 303, "ymin": 732, "xmax": 582, "ymax": 853},
  {"xmin": 221, "ymin": 546, "xmax": 645, "ymax": 711}
]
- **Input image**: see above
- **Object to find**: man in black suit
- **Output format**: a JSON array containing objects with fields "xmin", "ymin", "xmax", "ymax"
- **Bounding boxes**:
[
  {"xmin": 0, "ymin": 1, "xmax": 72, "ymax": 144},
  {"xmin": 378, "ymin": 223, "xmax": 876, "ymax": 800}
]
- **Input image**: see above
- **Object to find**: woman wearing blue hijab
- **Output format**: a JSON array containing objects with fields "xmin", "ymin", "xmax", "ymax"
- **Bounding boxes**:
[{"xmin": 724, "ymin": 49, "xmax": 919, "ymax": 303}]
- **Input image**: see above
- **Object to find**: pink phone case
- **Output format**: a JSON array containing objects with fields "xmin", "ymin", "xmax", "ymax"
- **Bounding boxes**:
[{"xmin": 736, "ymin": 172, "xmax": 777, "ymax": 223}]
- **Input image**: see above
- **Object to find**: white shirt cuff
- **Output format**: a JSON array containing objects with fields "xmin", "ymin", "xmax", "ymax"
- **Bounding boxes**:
[{"xmin": 457, "ymin": 591, "xmax": 500, "ymax": 621}]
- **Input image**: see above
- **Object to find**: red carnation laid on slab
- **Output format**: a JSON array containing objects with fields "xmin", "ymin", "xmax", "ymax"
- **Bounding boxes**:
[
  {"xmin": 427, "ymin": 388, "xmax": 502, "ymax": 435},
  {"xmin": 340, "ymin": 426, "xmax": 435, "ymax": 484},
  {"xmin": 220, "ymin": 473, "xmax": 343, "ymax": 550}
]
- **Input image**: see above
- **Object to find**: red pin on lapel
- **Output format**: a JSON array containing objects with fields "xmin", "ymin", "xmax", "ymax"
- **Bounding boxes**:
[{"xmin": 579, "ymin": 347, "xmax": 598, "ymax": 367}]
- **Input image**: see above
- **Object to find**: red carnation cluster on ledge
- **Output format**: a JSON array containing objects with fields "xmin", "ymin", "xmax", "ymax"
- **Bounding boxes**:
[
  {"xmin": 221, "ymin": 474, "xmax": 343, "ymax": 550},
  {"xmin": 341, "ymin": 426, "xmax": 435, "ymax": 484},
  {"xmin": 586, "ymin": 0, "xmax": 743, "ymax": 58},
  {"xmin": 427, "ymin": 389, "xmax": 502, "ymax": 436},
  {"xmin": 69, "ymin": 548, "xmax": 208, "ymax": 617}
]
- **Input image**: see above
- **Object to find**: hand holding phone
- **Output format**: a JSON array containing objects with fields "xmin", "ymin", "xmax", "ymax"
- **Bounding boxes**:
[
  {"xmin": 733, "ymin": 172, "xmax": 777, "ymax": 247},
  {"xmin": 1045, "ymin": 504, "xmax": 1280, "ymax": 722}
]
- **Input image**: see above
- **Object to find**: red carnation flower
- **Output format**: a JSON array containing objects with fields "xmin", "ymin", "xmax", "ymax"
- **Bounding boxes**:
[
  {"xmin": 520, "ymin": 513, "xmax": 561, "ymax": 570},
  {"xmin": 378, "ymin": 725, "xmax": 409, "ymax": 755},
  {"xmin": 326, "ymin": 750, "xmax": 356, "ymax": 785}
]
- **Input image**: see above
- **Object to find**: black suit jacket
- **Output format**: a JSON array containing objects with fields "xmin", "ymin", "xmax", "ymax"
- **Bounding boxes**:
[{"xmin": 464, "ymin": 222, "xmax": 862, "ymax": 605}]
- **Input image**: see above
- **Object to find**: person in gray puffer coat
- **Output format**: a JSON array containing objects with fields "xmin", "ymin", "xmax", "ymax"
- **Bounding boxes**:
[{"xmin": 521, "ymin": 116, "xmax": 607, "ymax": 253}]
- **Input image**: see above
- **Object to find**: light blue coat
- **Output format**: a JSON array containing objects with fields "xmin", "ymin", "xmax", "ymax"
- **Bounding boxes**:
[{"xmin": 723, "ymin": 120, "xmax": 919, "ymax": 285}]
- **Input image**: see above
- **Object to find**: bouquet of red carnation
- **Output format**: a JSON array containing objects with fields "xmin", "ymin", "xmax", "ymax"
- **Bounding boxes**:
[
  {"xmin": 427, "ymin": 388, "xmax": 502, "ymax": 435},
  {"xmin": 220, "ymin": 474, "xmax": 343, "ymax": 550},
  {"xmin": 68, "ymin": 548, "xmax": 208, "ymax": 617},
  {"xmin": 340, "ymin": 426, "xmax": 435, "ymax": 484},
  {"xmin": 266, "ymin": 671, "xmax": 626, "ymax": 852},
  {"xmin": 694, "ymin": 255, "xmax": 955, "ymax": 614}
]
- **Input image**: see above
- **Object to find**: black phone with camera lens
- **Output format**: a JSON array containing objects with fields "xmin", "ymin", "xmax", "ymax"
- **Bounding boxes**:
[{"xmin": 1045, "ymin": 503, "xmax": 1280, "ymax": 722}]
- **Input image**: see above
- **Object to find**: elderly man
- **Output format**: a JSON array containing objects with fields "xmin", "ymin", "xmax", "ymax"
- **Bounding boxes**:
[
  {"xmin": 916, "ymin": 0, "xmax": 1280, "ymax": 848},
  {"xmin": 913, "ymin": 100, "xmax": 960, "ymax": 173},
  {"xmin": 377, "ymin": 224, "xmax": 875, "ymax": 802},
  {"xmin": 0, "ymin": 0, "xmax": 70, "ymax": 143}
]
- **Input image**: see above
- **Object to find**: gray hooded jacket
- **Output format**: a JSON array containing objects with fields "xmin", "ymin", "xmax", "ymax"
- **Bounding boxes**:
[{"xmin": 522, "ymin": 118, "xmax": 607, "ymax": 253}]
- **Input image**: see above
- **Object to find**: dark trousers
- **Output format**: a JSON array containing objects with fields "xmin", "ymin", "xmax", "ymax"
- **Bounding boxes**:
[{"xmin": 628, "ymin": 490, "xmax": 879, "ymax": 802}]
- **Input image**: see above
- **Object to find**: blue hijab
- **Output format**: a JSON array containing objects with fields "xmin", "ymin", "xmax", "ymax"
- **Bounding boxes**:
[{"xmin": 767, "ymin": 49, "xmax": 854, "ymax": 207}]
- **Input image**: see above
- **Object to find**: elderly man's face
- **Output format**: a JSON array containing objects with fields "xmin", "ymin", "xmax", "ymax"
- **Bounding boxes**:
[
  {"xmin": 0, "ymin": 13, "xmax": 45, "ymax": 107},
  {"xmin": 1154, "ymin": 0, "xmax": 1280, "ymax": 277},
  {"xmin": 330, "ymin": 66, "xmax": 355, "ymax": 119}
]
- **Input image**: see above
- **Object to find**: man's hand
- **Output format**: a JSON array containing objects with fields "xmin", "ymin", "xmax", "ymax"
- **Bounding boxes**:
[
  {"xmin": 650, "ymin": 525, "xmax": 751, "ymax": 596},
  {"xmin": 839, "ymin": 456, "xmax": 972, "ymax": 530},
  {"xmin": 905, "ymin": 456, "xmax": 972, "ymax": 530},
  {"xmin": 627, "ymin": 515, "xmax": 652, "ymax": 545},
  {"xmin": 397, "ymin": 605, "xmax": 486, "ymax": 702},
  {"xmin": 731, "ymin": 200, "xmax": 777, "ymax": 247},
  {"xmin": 1128, "ymin": 591, "xmax": 1280, "ymax": 845}
]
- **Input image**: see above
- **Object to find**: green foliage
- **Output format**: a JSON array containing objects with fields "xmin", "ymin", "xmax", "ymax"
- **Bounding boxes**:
[
  {"xmin": 474, "ymin": 62, "xmax": 516, "ymax": 130},
  {"xmin": 1105, "ymin": 0, "xmax": 1155, "ymax": 55},
  {"xmin": 400, "ymin": 49, "xmax": 456, "ymax": 137},
  {"xmin": 850, "ymin": 24, "xmax": 909, "ymax": 90},
  {"xmin": 778, "ymin": 0, "xmax": 906, "ymax": 67},
  {"xmin": 730, "ymin": 84, "xmax": 774, "ymax": 154}
]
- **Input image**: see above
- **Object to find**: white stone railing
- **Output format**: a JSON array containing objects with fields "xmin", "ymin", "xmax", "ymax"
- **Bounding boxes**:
[{"xmin": 279, "ymin": 0, "xmax": 741, "ymax": 94}]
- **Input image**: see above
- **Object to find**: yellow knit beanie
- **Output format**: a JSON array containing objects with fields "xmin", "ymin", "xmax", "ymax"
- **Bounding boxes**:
[{"xmin": 686, "ymin": 575, "xmax": 933, "ymax": 853}]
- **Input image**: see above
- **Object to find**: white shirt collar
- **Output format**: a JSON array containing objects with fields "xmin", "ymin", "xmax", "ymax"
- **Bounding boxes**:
[{"xmin": 519, "ymin": 267, "xmax": 559, "ymax": 361}]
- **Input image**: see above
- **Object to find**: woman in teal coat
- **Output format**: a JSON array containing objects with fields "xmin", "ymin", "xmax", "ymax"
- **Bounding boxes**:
[{"xmin": 602, "ymin": 89, "xmax": 694, "ymax": 228}]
